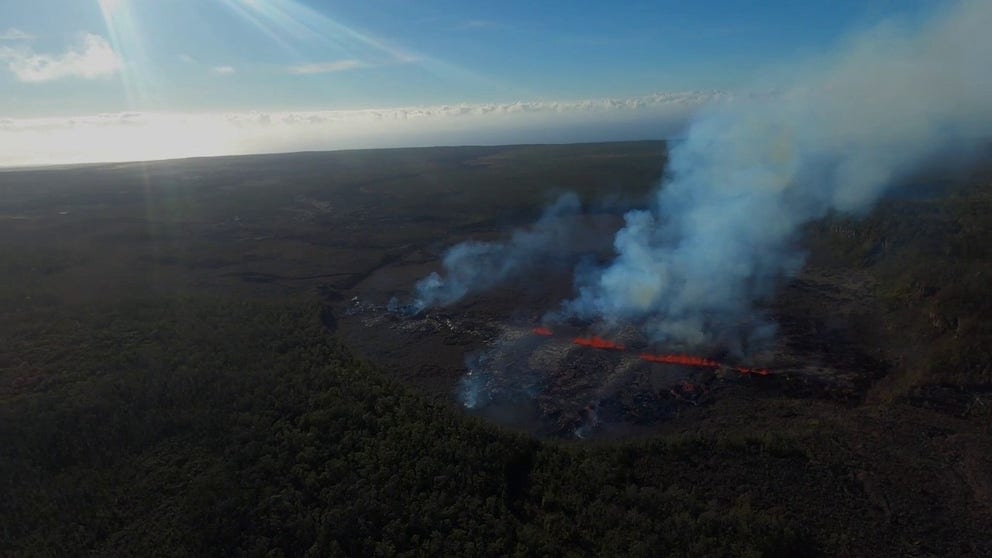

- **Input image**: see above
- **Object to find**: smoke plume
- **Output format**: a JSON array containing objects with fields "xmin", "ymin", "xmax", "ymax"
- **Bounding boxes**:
[
  {"xmin": 563, "ymin": 0, "xmax": 992, "ymax": 346},
  {"xmin": 414, "ymin": 0, "xmax": 992, "ymax": 348},
  {"xmin": 412, "ymin": 193, "xmax": 581, "ymax": 311}
]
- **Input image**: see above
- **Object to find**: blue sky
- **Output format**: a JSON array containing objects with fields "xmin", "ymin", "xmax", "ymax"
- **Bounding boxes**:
[{"xmin": 0, "ymin": 0, "xmax": 939, "ymax": 165}]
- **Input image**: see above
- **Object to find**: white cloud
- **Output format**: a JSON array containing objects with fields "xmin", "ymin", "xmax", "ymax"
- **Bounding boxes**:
[
  {"xmin": 212, "ymin": 65, "xmax": 236, "ymax": 75},
  {"xmin": 287, "ymin": 60, "xmax": 365, "ymax": 75},
  {"xmin": 0, "ymin": 91, "xmax": 730, "ymax": 167},
  {"xmin": 179, "ymin": 53, "xmax": 195, "ymax": 63},
  {"xmin": 0, "ymin": 28, "xmax": 33, "ymax": 41},
  {"xmin": 0, "ymin": 33, "xmax": 121, "ymax": 82}
]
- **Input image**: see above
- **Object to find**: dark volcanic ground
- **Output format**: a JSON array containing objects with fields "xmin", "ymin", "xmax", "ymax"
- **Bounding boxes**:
[
  {"xmin": 332, "ymin": 252, "xmax": 890, "ymax": 438},
  {"xmin": 2, "ymin": 143, "xmax": 990, "ymax": 554}
]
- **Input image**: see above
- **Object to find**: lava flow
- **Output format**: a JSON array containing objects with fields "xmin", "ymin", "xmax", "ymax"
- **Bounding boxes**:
[
  {"xmin": 572, "ymin": 336, "xmax": 626, "ymax": 351},
  {"xmin": 736, "ymin": 367, "xmax": 770, "ymax": 376},
  {"xmin": 640, "ymin": 353, "xmax": 768, "ymax": 376},
  {"xmin": 533, "ymin": 328, "xmax": 770, "ymax": 377},
  {"xmin": 639, "ymin": 353, "xmax": 720, "ymax": 368}
]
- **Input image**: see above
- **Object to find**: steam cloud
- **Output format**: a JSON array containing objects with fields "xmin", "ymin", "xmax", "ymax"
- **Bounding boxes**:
[
  {"xmin": 564, "ymin": 0, "xmax": 992, "ymax": 346},
  {"xmin": 416, "ymin": 0, "xmax": 992, "ymax": 348},
  {"xmin": 412, "ymin": 193, "xmax": 581, "ymax": 311}
]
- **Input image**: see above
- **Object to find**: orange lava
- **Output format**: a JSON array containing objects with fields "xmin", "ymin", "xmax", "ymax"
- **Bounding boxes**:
[
  {"xmin": 639, "ymin": 353, "xmax": 721, "ymax": 369},
  {"xmin": 530, "ymin": 329, "xmax": 770, "ymax": 377},
  {"xmin": 572, "ymin": 336, "xmax": 626, "ymax": 351}
]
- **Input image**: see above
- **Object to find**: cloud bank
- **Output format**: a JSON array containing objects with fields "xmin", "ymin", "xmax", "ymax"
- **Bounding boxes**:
[
  {"xmin": 0, "ymin": 91, "xmax": 721, "ymax": 167},
  {"xmin": 0, "ymin": 33, "xmax": 121, "ymax": 83}
]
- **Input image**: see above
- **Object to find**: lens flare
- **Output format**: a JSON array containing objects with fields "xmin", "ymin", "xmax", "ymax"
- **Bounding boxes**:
[
  {"xmin": 217, "ymin": 0, "xmax": 506, "ymax": 90},
  {"xmin": 97, "ymin": 0, "xmax": 160, "ymax": 109}
]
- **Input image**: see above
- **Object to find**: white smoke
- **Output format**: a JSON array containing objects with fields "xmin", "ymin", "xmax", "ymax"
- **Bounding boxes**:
[
  {"xmin": 559, "ymin": 0, "xmax": 992, "ymax": 347},
  {"xmin": 412, "ymin": 193, "xmax": 581, "ymax": 311},
  {"xmin": 414, "ymin": 0, "xmax": 992, "ymax": 349}
]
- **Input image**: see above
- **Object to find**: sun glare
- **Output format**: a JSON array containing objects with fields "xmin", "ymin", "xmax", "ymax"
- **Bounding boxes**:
[
  {"xmin": 97, "ymin": 0, "xmax": 123, "ymax": 13},
  {"xmin": 97, "ymin": 0, "xmax": 162, "ymax": 109},
  {"xmin": 218, "ymin": 0, "xmax": 502, "ymax": 90}
]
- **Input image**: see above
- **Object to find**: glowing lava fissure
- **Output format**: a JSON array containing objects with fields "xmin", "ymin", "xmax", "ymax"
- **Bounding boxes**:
[
  {"xmin": 572, "ymin": 336, "xmax": 626, "ymax": 351},
  {"xmin": 639, "ymin": 353, "xmax": 720, "ymax": 368},
  {"xmin": 533, "ymin": 328, "xmax": 770, "ymax": 377}
]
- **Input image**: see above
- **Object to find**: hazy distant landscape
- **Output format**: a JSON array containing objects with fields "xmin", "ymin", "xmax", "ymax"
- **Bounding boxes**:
[{"xmin": 1, "ymin": 141, "xmax": 990, "ymax": 556}]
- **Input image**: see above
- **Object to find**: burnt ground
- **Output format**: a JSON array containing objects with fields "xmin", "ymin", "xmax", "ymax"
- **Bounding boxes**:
[
  {"xmin": 320, "ymin": 151, "xmax": 992, "ymax": 552},
  {"xmin": 324, "ymin": 195, "xmax": 895, "ymax": 434},
  {"xmin": 2, "ymin": 142, "xmax": 991, "ymax": 555},
  {"xmin": 315, "ymin": 147, "xmax": 992, "ymax": 440},
  {"xmin": 315, "ymin": 145, "xmax": 990, "ymax": 554},
  {"xmin": 332, "ymin": 253, "xmax": 891, "ymax": 437}
]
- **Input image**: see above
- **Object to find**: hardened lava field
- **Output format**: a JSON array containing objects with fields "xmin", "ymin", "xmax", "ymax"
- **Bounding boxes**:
[{"xmin": 333, "ymin": 259, "xmax": 891, "ymax": 438}]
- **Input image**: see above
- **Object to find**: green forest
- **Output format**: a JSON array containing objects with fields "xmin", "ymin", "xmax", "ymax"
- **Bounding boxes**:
[{"xmin": 3, "ymin": 296, "xmax": 815, "ymax": 557}]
